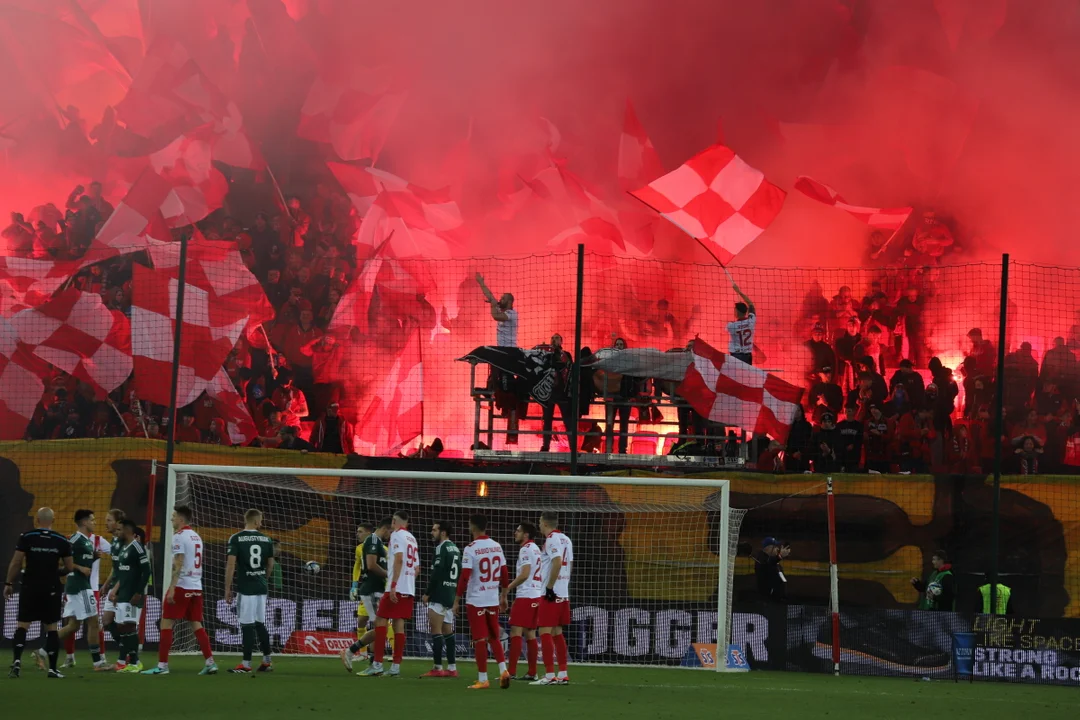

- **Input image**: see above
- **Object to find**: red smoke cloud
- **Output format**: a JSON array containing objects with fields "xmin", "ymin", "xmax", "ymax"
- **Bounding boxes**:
[{"xmin": 0, "ymin": 0, "xmax": 1075, "ymax": 264}]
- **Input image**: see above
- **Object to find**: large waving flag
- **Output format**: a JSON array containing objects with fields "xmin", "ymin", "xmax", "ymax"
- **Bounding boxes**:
[
  {"xmin": 631, "ymin": 144, "xmax": 786, "ymax": 264},
  {"xmin": 794, "ymin": 176, "xmax": 912, "ymax": 231},
  {"xmin": 80, "ymin": 167, "xmax": 173, "ymax": 269},
  {"xmin": 0, "ymin": 315, "xmax": 45, "ymax": 440},
  {"xmin": 357, "ymin": 329, "xmax": 423, "ymax": 455},
  {"xmin": 676, "ymin": 337, "xmax": 803, "ymax": 443},
  {"xmin": 297, "ymin": 69, "xmax": 407, "ymax": 163},
  {"xmin": 619, "ymin": 100, "xmax": 664, "ymax": 191},
  {"xmin": 10, "ymin": 289, "xmax": 131, "ymax": 398}
]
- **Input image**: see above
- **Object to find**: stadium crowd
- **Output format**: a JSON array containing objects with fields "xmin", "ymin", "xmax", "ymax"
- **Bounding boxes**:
[{"xmin": 7, "ymin": 180, "xmax": 1080, "ymax": 475}]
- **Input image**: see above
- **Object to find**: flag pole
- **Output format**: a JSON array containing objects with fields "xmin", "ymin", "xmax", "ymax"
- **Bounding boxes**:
[{"xmin": 163, "ymin": 227, "xmax": 191, "ymax": 467}]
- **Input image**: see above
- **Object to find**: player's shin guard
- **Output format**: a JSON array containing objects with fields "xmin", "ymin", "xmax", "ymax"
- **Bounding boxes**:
[
  {"xmin": 89, "ymin": 644, "xmax": 101, "ymax": 664},
  {"xmin": 527, "ymin": 638, "xmax": 539, "ymax": 676},
  {"xmin": 194, "ymin": 628, "xmax": 213, "ymax": 660},
  {"xmin": 443, "ymin": 633, "xmax": 456, "ymax": 667},
  {"xmin": 158, "ymin": 628, "xmax": 173, "ymax": 664},
  {"xmin": 432, "ymin": 633, "xmax": 443, "ymax": 667},
  {"xmin": 241, "ymin": 624, "xmax": 256, "ymax": 662},
  {"xmin": 508, "ymin": 636, "xmax": 522, "ymax": 675},
  {"xmin": 12, "ymin": 627, "xmax": 26, "ymax": 662},
  {"xmin": 554, "ymin": 633, "xmax": 568, "ymax": 673},
  {"xmin": 392, "ymin": 631, "xmax": 406, "ymax": 665},
  {"xmin": 255, "ymin": 622, "xmax": 272, "ymax": 661},
  {"xmin": 373, "ymin": 625, "xmax": 388, "ymax": 664},
  {"xmin": 541, "ymin": 633, "xmax": 555, "ymax": 677},
  {"xmin": 45, "ymin": 630, "xmax": 59, "ymax": 671}
]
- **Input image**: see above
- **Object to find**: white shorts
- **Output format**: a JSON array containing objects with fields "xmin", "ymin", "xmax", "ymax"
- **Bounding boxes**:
[
  {"xmin": 237, "ymin": 594, "xmax": 268, "ymax": 625},
  {"xmin": 101, "ymin": 597, "xmax": 117, "ymax": 614},
  {"xmin": 360, "ymin": 593, "xmax": 382, "ymax": 624},
  {"xmin": 115, "ymin": 603, "xmax": 142, "ymax": 625},
  {"xmin": 427, "ymin": 602, "xmax": 455, "ymax": 625},
  {"xmin": 63, "ymin": 589, "xmax": 98, "ymax": 621}
]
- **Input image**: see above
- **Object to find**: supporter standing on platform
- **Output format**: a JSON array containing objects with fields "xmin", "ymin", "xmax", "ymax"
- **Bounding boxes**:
[
  {"xmin": 754, "ymin": 537, "xmax": 789, "ymax": 603},
  {"xmin": 912, "ymin": 550, "xmax": 955, "ymax": 611},
  {"xmin": 476, "ymin": 273, "xmax": 524, "ymax": 445},
  {"xmin": 476, "ymin": 273, "xmax": 517, "ymax": 347},
  {"xmin": 727, "ymin": 282, "xmax": 756, "ymax": 365},
  {"xmin": 540, "ymin": 334, "xmax": 574, "ymax": 452}
]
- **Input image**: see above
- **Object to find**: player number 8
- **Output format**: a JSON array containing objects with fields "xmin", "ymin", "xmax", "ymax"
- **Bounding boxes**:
[{"xmin": 249, "ymin": 544, "xmax": 262, "ymax": 569}]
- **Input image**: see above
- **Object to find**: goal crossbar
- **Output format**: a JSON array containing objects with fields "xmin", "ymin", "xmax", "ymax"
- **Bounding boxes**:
[{"xmin": 163, "ymin": 465, "xmax": 736, "ymax": 671}]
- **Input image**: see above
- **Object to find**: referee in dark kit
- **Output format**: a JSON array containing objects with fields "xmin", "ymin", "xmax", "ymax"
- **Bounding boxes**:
[{"xmin": 5, "ymin": 507, "xmax": 73, "ymax": 679}]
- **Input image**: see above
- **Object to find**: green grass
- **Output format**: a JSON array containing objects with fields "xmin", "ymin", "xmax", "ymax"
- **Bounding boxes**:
[{"xmin": 4, "ymin": 656, "xmax": 1079, "ymax": 719}]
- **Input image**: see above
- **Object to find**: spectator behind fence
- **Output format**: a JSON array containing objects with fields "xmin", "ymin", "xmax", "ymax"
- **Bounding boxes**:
[
  {"xmin": 311, "ymin": 401, "xmax": 354, "ymax": 454},
  {"xmin": 540, "ymin": 334, "xmax": 574, "ymax": 453},
  {"xmin": 977, "ymin": 574, "xmax": 1013, "ymax": 615},
  {"xmin": 837, "ymin": 404, "xmax": 863, "ymax": 472},
  {"xmin": 912, "ymin": 550, "xmax": 955, "ymax": 611}
]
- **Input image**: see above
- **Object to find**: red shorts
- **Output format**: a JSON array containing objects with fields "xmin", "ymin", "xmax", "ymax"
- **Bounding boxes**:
[
  {"xmin": 376, "ymin": 593, "xmax": 415, "ymax": 620},
  {"xmin": 466, "ymin": 605, "xmax": 501, "ymax": 641},
  {"xmin": 509, "ymin": 597, "xmax": 540, "ymax": 629},
  {"xmin": 538, "ymin": 597, "xmax": 570, "ymax": 628},
  {"xmin": 163, "ymin": 589, "xmax": 204, "ymax": 622}
]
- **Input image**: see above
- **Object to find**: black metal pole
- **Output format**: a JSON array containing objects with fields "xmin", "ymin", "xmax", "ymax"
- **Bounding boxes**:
[
  {"xmin": 163, "ymin": 231, "xmax": 190, "ymax": 467},
  {"xmin": 990, "ymin": 253, "xmax": 1009, "ymax": 616},
  {"xmin": 569, "ymin": 244, "xmax": 585, "ymax": 475}
]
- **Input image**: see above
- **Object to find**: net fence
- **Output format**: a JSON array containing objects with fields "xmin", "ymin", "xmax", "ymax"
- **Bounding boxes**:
[{"xmin": 167, "ymin": 468, "xmax": 739, "ymax": 667}]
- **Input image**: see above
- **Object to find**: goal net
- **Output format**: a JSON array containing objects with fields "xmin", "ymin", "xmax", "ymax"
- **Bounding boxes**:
[{"xmin": 164, "ymin": 465, "xmax": 745, "ymax": 669}]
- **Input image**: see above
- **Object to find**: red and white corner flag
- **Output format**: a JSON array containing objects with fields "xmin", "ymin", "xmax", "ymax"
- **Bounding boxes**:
[
  {"xmin": 793, "ymin": 176, "xmax": 912, "ymax": 231},
  {"xmin": 631, "ymin": 144, "xmax": 786, "ymax": 264},
  {"xmin": 676, "ymin": 337, "xmax": 803, "ymax": 442}
]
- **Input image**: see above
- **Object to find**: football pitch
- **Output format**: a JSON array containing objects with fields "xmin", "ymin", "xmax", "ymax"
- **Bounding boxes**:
[{"xmin": 4, "ymin": 656, "xmax": 1078, "ymax": 719}]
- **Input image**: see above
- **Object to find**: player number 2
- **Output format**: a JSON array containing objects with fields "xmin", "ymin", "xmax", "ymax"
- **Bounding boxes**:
[
  {"xmin": 249, "ymin": 544, "xmax": 262, "ymax": 569},
  {"xmin": 478, "ymin": 556, "xmax": 502, "ymax": 582}
]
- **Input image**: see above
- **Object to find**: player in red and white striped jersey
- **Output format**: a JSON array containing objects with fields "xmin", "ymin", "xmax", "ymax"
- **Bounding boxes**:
[
  {"xmin": 532, "ymin": 511, "xmax": 573, "ymax": 686},
  {"xmin": 453, "ymin": 514, "xmax": 510, "ymax": 690},
  {"xmin": 501, "ymin": 522, "xmax": 542, "ymax": 681}
]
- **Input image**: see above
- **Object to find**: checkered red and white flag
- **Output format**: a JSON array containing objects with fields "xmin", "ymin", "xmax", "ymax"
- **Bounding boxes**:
[
  {"xmin": 0, "ymin": 314, "xmax": 45, "ymax": 440},
  {"xmin": 794, "ymin": 176, "xmax": 913, "ymax": 231},
  {"xmin": 355, "ymin": 180, "xmax": 466, "ymax": 259},
  {"xmin": 10, "ymin": 288, "xmax": 132, "ymax": 397},
  {"xmin": 297, "ymin": 69, "xmax": 408, "ymax": 163},
  {"xmin": 131, "ymin": 239, "xmax": 271, "ymax": 407},
  {"xmin": 0, "ymin": 256, "xmax": 79, "ymax": 307},
  {"xmin": 676, "ymin": 337, "xmax": 803, "ymax": 442},
  {"xmin": 631, "ymin": 144, "xmax": 786, "ymax": 263},
  {"xmin": 81, "ymin": 167, "xmax": 173, "ymax": 269}
]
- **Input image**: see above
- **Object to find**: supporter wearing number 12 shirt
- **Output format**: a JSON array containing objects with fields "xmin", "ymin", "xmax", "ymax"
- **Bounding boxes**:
[{"xmin": 727, "ymin": 280, "xmax": 756, "ymax": 365}]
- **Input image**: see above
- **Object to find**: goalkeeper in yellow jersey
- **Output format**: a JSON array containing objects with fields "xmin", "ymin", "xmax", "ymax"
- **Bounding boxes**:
[{"xmin": 341, "ymin": 518, "xmax": 392, "ymax": 671}]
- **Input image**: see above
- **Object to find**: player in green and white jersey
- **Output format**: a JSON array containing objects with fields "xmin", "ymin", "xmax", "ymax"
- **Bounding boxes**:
[
  {"xmin": 340, "ymin": 517, "xmax": 391, "ymax": 671},
  {"xmin": 109, "ymin": 518, "xmax": 150, "ymax": 673},
  {"xmin": 419, "ymin": 520, "xmax": 461, "ymax": 678},
  {"xmin": 224, "ymin": 509, "xmax": 276, "ymax": 674},
  {"xmin": 99, "ymin": 508, "xmax": 126, "ymax": 670},
  {"xmin": 46, "ymin": 510, "xmax": 106, "ymax": 671}
]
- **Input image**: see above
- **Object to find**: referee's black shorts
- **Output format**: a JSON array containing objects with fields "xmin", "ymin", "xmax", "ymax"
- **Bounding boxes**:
[{"xmin": 17, "ymin": 585, "xmax": 63, "ymax": 624}]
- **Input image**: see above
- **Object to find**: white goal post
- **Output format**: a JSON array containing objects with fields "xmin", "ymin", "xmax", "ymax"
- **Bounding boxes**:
[{"xmin": 163, "ymin": 464, "xmax": 746, "ymax": 670}]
